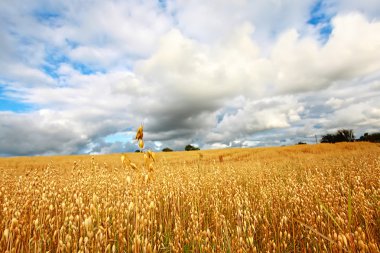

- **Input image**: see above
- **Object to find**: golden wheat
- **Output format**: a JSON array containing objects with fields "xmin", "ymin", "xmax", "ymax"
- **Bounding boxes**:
[{"xmin": 0, "ymin": 142, "xmax": 379, "ymax": 252}]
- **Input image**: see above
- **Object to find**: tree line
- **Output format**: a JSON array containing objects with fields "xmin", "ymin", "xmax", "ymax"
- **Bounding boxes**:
[
  {"xmin": 161, "ymin": 144, "xmax": 200, "ymax": 152},
  {"xmin": 321, "ymin": 129, "xmax": 380, "ymax": 143}
]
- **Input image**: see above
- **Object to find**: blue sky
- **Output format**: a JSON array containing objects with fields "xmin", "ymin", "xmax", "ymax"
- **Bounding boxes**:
[
  {"xmin": 308, "ymin": 0, "xmax": 333, "ymax": 39},
  {"xmin": 1, "ymin": 0, "xmax": 380, "ymax": 156}
]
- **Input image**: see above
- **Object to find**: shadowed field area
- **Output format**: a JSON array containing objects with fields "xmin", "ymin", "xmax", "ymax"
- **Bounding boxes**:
[{"xmin": 0, "ymin": 143, "xmax": 379, "ymax": 252}]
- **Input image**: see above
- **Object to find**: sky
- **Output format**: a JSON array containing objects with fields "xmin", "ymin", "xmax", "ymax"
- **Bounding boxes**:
[{"xmin": 1, "ymin": 0, "xmax": 380, "ymax": 156}]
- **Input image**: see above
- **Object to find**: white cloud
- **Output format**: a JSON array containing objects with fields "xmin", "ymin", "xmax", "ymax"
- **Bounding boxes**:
[
  {"xmin": 326, "ymin": 97, "xmax": 344, "ymax": 109},
  {"xmin": 169, "ymin": 0, "xmax": 315, "ymax": 46},
  {"xmin": 203, "ymin": 142, "xmax": 229, "ymax": 150},
  {"xmin": 213, "ymin": 96, "xmax": 304, "ymax": 142},
  {"xmin": 272, "ymin": 13, "xmax": 380, "ymax": 93},
  {"xmin": 60, "ymin": 0, "xmax": 173, "ymax": 63},
  {"xmin": 325, "ymin": 100, "xmax": 380, "ymax": 129},
  {"xmin": 329, "ymin": 0, "xmax": 380, "ymax": 19},
  {"xmin": 1, "ymin": 1, "xmax": 380, "ymax": 156},
  {"xmin": 68, "ymin": 46, "xmax": 121, "ymax": 68}
]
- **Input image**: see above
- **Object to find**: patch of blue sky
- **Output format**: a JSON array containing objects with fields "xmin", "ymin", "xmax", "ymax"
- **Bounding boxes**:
[
  {"xmin": 72, "ymin": 62, "xmax": 103, "ymax": 75},
  {"xmin": 33, "ymin": 9, "xmax": 63, "ymax": 28},
  {"xmin": 215, "ymin": 106, "xmax": 240, "ymax": 124},
  {"xmin": 42, "ymin": 63, "xmax": 60, "ymax": 79},
  {"xmin": 158, "ymin": 0, "xmax": 177, "ymax": 18},
  {"xmin": 154, "ymin": 141, "xmax": 162, "ymax": 148},
  {"xmin": 42, "ymin": 49, "xmax": 68, "ymax": 79},
  {"xmin": 43, "ymin": 48, "xmax": 102, "ymax": 80},
  {"xmin": 0, "ymin": 85, "xmax": 33, "ymax": 112},
  {"xmin": 158, "ymin": 0, "xmax": 167, "ymax": 10},
  {"xmin": 308, "ymin": 0, "xmax": 333, "ymax": 42},
  {"xmin": 65, "ymin": 39, "xmax": 80, "ymax": 49},
  {"xmin": 35, "ymin": 11, "xmax": 60, "ymax": 21},
  {"xmin": 216, "ymin": 113, "xmax": 224, "ymax": 124},
  {"xmin": 104, "ymin": 131, "xmax": 134, "ymax": 144}
]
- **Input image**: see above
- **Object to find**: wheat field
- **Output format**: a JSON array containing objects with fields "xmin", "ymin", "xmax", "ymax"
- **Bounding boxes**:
[{"xmin": 0, "ymin": 143, "xmax": 379, "ymax": 252}]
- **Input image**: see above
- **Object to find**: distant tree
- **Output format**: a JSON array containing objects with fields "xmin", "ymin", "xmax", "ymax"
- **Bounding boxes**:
[
  {"xmin": 321, "ymin": 134, "xmax": 336, "ymax": 143},
  {"xmin": 162, "ymin": 147, "xmax": 173, "ymax": 152},
  {"xmin": 336, "ymin": 129, "xmax": 355, "ymax": 142},
  {"xmin": 135, "ymin": 150, "xmax": 141, "ymax": 153},
  {"xmin": 359, "ymin": 132, "xmax": 380, "ymax": 142},
  {"xmin": 368, "ymin": 132, "xmax": 380, "ymax": 142},
  {"xmin": 321, "ymin": 129, "xmax": 355, "ymax": 143},
  {"xmin": 297, "ymin": 142, "xmax": 307, "ymax": 145},
  {"xmin": 185, "ymin": 144, "xmax": 200, "ymax": 151},
  {"xmin": 359, "ymin": 133, "xmax": 369, "ymax": 141}
]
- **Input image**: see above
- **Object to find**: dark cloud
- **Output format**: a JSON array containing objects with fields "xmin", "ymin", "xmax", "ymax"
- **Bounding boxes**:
[{"xmin": 0, "ymin": 112, "xmax": 89, "ymax": 156}]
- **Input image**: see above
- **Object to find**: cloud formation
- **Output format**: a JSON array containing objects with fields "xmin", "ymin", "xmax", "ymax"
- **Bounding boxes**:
[{"xmin": 1, "ymin": 0, "xmax": 380, "ymax": 156}]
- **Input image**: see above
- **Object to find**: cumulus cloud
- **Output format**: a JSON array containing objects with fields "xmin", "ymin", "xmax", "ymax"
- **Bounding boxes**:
[
  {"xmin": 272, "ymin": 13, "xmax": 380, "ymax": 93},
  {"xmin": 1, "ymin": 0, "xmax": 380, "ymax": 156},
  {"xmin": 168, "ymin": 0, "xmax": 315, "ymax": 46},
  {"xmin": 207, "ymin": 96, "xmax": 304, "ymax": 144},
  {"xmin": 329, "ymin": 0, "xmax": 380, "ymax": 19},
  {"xmin": 0, "ymin": 111, "xmax": 88, "ymax": 156}
]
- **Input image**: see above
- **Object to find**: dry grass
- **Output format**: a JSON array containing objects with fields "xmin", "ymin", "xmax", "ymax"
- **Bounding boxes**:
[{"xmin": 0, "ymin": 142, "xmax": 379, "ymax": 252}]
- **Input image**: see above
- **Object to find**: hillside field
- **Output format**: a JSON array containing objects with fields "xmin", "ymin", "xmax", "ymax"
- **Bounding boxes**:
[{"xmin": 0, "ymin": 143, "xmax": 379, "ymax": 252}]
